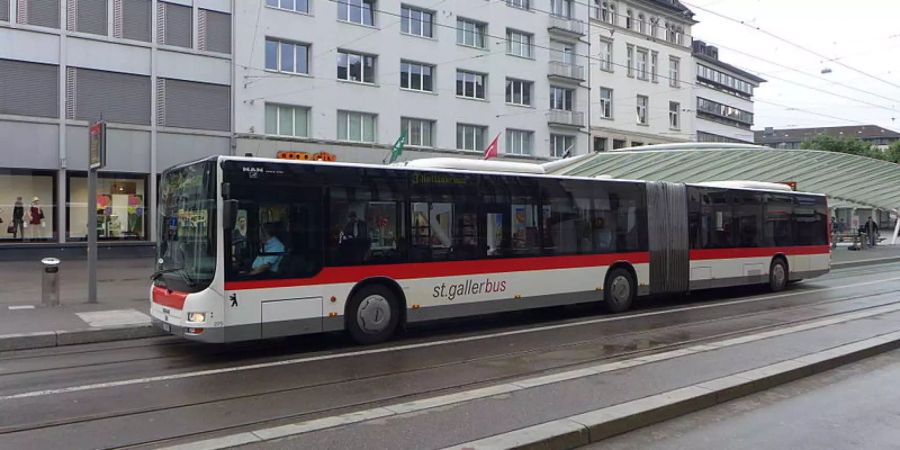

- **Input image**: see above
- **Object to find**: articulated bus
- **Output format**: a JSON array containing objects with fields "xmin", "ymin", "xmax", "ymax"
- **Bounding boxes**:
[{"xmin": 151, "ymin": 156, "xmax": 830, "ymax": 344}]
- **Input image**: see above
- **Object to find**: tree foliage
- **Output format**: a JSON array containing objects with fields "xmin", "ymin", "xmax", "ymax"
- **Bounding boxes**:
[{"xmin": 800, "ymin": 135, "xmax": 900, "ymax": 164}]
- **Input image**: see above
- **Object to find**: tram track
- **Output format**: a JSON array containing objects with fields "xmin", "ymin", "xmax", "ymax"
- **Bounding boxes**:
[{"xmin": 0, "ymin": 272, "xmax": 899, "ymax": 449}]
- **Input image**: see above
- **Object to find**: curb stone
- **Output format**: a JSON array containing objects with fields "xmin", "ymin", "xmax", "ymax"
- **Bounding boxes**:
[{"xmin": 0, "ymin": 324, "xmax": 165, "ymax": 352}]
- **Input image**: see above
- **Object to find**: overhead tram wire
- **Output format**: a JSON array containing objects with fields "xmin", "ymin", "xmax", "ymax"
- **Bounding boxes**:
[{"xmin": 682, "ymin": 1, "xmax": 900, "ymax": 91}]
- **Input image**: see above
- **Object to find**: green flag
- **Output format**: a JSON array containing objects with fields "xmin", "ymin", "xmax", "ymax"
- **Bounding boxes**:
[{"xmin": 387, "ymin": 132, "xmax": 407, "ymax": 164}]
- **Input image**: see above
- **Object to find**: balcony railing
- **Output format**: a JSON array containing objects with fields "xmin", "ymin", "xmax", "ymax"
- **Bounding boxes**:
[
  {"xmin": 548, "ymin": 15, "xmax": 585, "ymax": 36},
  {"xmin": 548, "ymin": 61, "xmax": 585, "ymax": 81},
  {"xmin": 548, "ymin": 109, "xmax": 585, "ymax": 127}
]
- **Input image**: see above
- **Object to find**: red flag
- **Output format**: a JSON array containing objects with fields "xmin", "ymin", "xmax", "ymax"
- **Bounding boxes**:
[{"xmin": 483, "ymin": 134, "xmax": 500, "ymax": 160}]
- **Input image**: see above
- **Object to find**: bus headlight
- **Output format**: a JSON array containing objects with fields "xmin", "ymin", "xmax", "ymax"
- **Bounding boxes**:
[{"xmin": 187, "ymin": 312, "xmax": 207, "ymax": 323}]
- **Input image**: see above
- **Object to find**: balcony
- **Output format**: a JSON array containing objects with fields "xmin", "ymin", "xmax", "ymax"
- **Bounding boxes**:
[
  {"xmin": 548, "ymin": 15, "xmax": 585, "ymax": 36},
  {"xmin": 548, "ymin": 61, "xmax": 585, "ymax": 81},
  {"xmin": 548, "ymin": 109, "xmax": 585, "ymax": 127}
]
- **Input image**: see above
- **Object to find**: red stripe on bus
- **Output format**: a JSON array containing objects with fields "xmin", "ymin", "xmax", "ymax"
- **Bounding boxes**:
[
  {"xmin": 690, "ymin": 245, "xmax": 831, "ymax": 261},
  {"xmin": 224, "ymin": 252, "xmax": 651, "ymax": 291},
  {"xmin": 152, "ymin": 285, "xmax": 188, "ymax": 310}
]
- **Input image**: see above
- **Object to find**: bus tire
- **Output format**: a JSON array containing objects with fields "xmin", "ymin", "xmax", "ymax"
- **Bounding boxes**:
[
  {"xmin": 769, "ymin": 258, "xmax": 788, "ymax": 292},
  {"xmin": 346, "ymin": 284, "xmax": 400, "ymax": 345},
  {"xmin": 603, "ymin": 268, "xmax": 635, "ymax": 313}
]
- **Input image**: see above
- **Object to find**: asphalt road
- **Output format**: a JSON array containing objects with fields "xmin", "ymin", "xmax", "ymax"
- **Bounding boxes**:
[
  {"xmin": 590, "ymin": 348, "xmax": 900, "ymax": 450},
  {"xmin": 0, "ymin": 262, "xmax": 899, "ymax": 449}
]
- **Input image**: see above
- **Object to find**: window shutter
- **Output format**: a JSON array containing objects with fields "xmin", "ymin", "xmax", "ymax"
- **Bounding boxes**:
[
  {"xmin": 21, "ymin": 0, "xmax": 60, "ymax": 28},
  {"xmin": 158, "ymin": 78, "xmax": 230, "ymax": 131},
  {"xmin": 0, "ymin": 59, "xmax": 59, "ymax": 118},
  {"xmin": 0, "ymin": 0, "xmax": 9, "ymax": 21},
  {"xmin": 198, "ymin": 9, "xmax": 230, "ymax": 54},
  {"xmin": 68, "ymin": 68, "xmax": 151, "ymax": 124},
  {"xmin": 119, "ymin": 0, "xmax": 150, "ymax": 42},
  {"xmin": 65, "ymin": 67, "xmax": 77, "ymax": 119}
]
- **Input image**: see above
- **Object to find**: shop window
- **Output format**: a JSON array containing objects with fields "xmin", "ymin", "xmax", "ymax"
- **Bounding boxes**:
[
  {"xmin": 0, "ymin": 169, "xmax": 57, "ymax": 242},
  {"xmin": 68, "ymin": 173, "xmax": 147, "ymax": 241}
]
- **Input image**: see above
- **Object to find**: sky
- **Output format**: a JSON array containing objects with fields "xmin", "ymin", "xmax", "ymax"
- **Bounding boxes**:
[{"xmin": 687, "ymin": 0, "xmax": 900, "ymax": 132}]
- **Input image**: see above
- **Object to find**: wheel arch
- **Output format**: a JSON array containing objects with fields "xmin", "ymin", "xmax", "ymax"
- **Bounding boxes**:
[
  {"xmin": 606, "ymin": 261, "xmax": 638, "ymax": 289},
  {"xmin": 345, "ymin": 277, "xmax": 408, "ymax": 327}
]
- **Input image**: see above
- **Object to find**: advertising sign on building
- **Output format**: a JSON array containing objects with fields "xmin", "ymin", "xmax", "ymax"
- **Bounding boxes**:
[{"xmin": 89, "ymin": 121, "xmax": 107, "ymax": 169}]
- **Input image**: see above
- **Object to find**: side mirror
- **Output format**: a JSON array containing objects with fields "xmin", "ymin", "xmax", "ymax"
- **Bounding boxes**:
[{"xmin": 223, "ymin": 200, "xmax": 238, "ymax": 231}]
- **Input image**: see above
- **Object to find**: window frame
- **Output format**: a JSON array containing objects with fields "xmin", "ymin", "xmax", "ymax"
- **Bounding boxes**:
[
  {"xmin": 550, "ymin": 134, "xmax": 576, "ymax": 158},
  {"xmin": 668, "ymin": 101, "xmax": 680, "ymax": 130},
  {"xmin": 599, "ymin": 87, "xmax": 613, "ymax": 119},
  {"xmin": 337, "ymin": 0, "xmax": 376, "ymax": 26},
  {"xmin": 549, "ymin": 86, "xmax": 574, "ymax": 111},
  {"xmin": 265, "ymin": 103, "xmax": 311, "ymax": 138},
  {"xmin": 599, "ymin": 39, "xmax": 613, "ymax": 72},
  {"xmin": 265, "ymin": 0, "xmax": 310, "ymax": 14},
  {"xmin": 456, "ymin": 18, "xmax": 487, "ymax": 49},
  {"xmin": 456, "ymin": 123, "xmax": 487, "ymax": 151},
  {"xmin": 506, "ymin": 29, "xmax": 535, "ymax": 59},
  {"xmin": 400, "ymin": 4, "xmax": 434, "ymax": 38},
  {"xmin": 399, "ymin": 60, "xmax": 435, "ymax": 93},
  {"xmin": 456, "ymin": 69, "xmax": 487, "ymax": 100},
  {"xmin": 636, "ymin": 94, "xmax": 648, "ymax": 125},
  {"xmin": 337, "ymin": 110, "xmax": 378, "ymax": 143},
  {"xmin": 401, "ymin": 117, "xmax": 435, "ymax": 148},
  {"xmin": 669, "ymin": 56, "xmax": 680, "ymax": 88},
  {"xmin": 506, "ymin": 129, "xmax": 534, "ymax": 155},
  {"xmin": 505, "ymin": 78, "xmax": 533, "ymax": 107},
  {"xmin": 337, "ymin": 49, "xmax": 377, "ymax": 84},
  {"xmin": 265, "ymin": 38, "xmax": 310, "ymax": 75}
]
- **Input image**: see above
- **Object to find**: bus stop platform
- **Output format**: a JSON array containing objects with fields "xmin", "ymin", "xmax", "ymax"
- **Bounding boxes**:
[{"xmin": 1, "ymin": 243, "xmax": 899, "ymax": 352}]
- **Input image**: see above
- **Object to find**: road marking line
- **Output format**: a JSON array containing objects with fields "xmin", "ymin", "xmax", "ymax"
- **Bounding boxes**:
[
  {"xmin": 3, "ymin": 277, "xmax": 899, "ymax": 402},
  {"xmin": 154, "ymin": 303, "xmax": 900, "ymax": 450},
  {"xmin": 7, "ymin": 306, "xmax": 35, "ymax": 311},
  {"xmin": 442, "ymin": 329, "xmax": 900, "ymax": 450}
]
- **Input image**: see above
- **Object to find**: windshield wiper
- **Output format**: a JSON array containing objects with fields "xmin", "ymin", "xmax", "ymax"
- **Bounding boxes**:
[{"xmin": 151, "ymin": 267, "xmax": 197, "ymax": 287}]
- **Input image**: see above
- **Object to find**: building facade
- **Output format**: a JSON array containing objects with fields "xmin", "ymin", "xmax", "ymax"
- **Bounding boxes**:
[
  {"xmin": 755, "ymin": 125, "xmax": 900, "ymax": 150},
  {"xmin": 693, "ymin": 40, "xmax": 764, "ymax": 143},
  {"xmin": 588, "ymin": 0, "xmax": 696, "ymax": 151},
  {"xmin": 0, "ymin": 0, "xmax": 233, "ymax": 246},
  {"xmin": 233, "ymin": 0, "xmax": 591, "ymax": 164}
]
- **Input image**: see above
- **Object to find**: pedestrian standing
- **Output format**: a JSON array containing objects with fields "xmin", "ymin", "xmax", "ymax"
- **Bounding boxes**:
[{"xmin": 865, "ymin": 216, "xmax": 879, "ymax": 247}]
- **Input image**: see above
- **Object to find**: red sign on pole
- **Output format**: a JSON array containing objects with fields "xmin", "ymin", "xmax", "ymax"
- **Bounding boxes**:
[{"xmin": 89, "ymin": 121, "xmax": 107, "ymax": 169}]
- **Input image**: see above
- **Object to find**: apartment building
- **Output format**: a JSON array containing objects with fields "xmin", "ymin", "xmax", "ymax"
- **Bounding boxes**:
[
  {"xmin": 0, "ymin": 0, "xmax": 233, "ymax": 246},
  {"xmin": 589, "ymin": 0, "xmax": 696, "ymax": 150},
  {"xmin": 233, "ymin": 0, "xmax": 591, "ymax": 163},
  {"xmin": 693, "ymin": 40, "xmax": 765, "ymax": 143}
]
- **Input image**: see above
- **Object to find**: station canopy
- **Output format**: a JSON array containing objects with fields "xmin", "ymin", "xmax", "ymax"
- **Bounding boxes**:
[{"xmin": 546, "ymin": 144, "xmax": 900, "ymax": 212}]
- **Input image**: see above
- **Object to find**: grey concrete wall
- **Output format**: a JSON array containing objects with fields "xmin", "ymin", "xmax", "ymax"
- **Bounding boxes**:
[
  {"xmin": 157, "ymin": 133, "xmax": 231, "ymax": 171},
  {"xmin": 0, "ymin": 120, "xmax": 60, "ymax": 170}
]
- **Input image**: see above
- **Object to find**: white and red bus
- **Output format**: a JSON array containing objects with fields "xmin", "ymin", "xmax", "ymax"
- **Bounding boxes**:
[{"xmin": 150, "ymin": 156, "xmax": 830, "ymax": 344}]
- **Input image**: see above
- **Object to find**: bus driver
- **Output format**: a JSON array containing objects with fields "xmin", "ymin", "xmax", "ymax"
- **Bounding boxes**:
[{"xmin": 243, "ymin": 222, "xmax": 284, "ymax": 276}]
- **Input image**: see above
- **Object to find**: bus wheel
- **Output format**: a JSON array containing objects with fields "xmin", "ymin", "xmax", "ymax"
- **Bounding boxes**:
[
  {"xmin": 604, "ymin": 268, "xmax": 635, "ymax": 313},
  {"xmin": 769, "ymin": 258, "xmax": 788, "ymax": 292},
  {"xmin": 347, "ymin": 284, "xmax": 400, "ymax": 345}
]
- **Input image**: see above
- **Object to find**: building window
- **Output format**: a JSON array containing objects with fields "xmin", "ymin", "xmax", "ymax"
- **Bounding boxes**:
[
  {"xmin": 266, "ymin": 0, "xmax": 309, "ymax": 14},
  {"xmin": 68, "ymin": 0, "xmax": 108, "ymax": 35},
  {"xmin": 456, "ymin": 70, "xmax": 486, "ymax": 99},
  {"xmin": 506, "ymin": 78, "xmax": 532, "ymax": 106},
  {"xmin": 550, "ymin": 0, "xmax": 573, "ymax": 18},
  {"xmin": 697, "ymin": 97, "xmax": 754, "ymax": 127},
  {"xmin": 599, "ymin": 40, "xmax": 613, "ymax": 72},
  {"xmin": 156, "ymin": 78, "xmax": 230, "ymax": 131},
  {"xmin": 400, "ymin": 61, "xmax": 434, "ymax": 92},
  {"xmin": 626, "ymin": 44, "xmax": 634, "ymax": 77},
  {"xmin": 457, "ymin": 123, "xmax": 486, "ymax": 151},
  {"xmin": 199, "ymin": 9, "xmax": 232, "ymax": 54},
  {"xmin": 337, "ymin": 110, "xmax": 377, "ymax": 142},
  {"xmin": 0, "ymin": 170, "xmax": 56, "ymax": 242},
  {"xmin": 669, "ymin": 56, "xmax": 680, "ymax": 88},
  {"xmin": 636, "ymin": 48, "xmax": 649, "ymax": 80},
  {"xmin": 337, "ymin": 50, "xmax": 376, "ymax": 83},
  {"xmin": 669, "ymin": 101, "xmax": 680, "ymax": 130},
  {"xmin": 68, "ymin": 173, "xmax": 147, "ymax": 241},
  {"xmin": 507, "ymin": 0, "xmax": 529, "ymax": 10},
  {"xmin": 402, "ymin": 118, "xmax": 435, "ymax": 147},
  {"xmin": 17, "ymin": 0, "xmax": 60, "ymax": 28},
  {"xmin": 599, "ymin": 87, "xmax": 613, "ymax": 119},
  {"xmin": 265, "ymin": 103, "xmax": 310, "ymax": 137},
  {"xmin": 0, "ymin": 59, "xmax": 59, "ymax": 118},
  {"xmin": 638, "ymin": 14, "xmax": 646, "ymax": 34},
  {"xmin": 550, "ymin": 134, "xmax": 575, "ymax": 158},
  {"xmin": 506, "ymin": 29, "xmax": 534, "ymax": 58},
  {"xmin": 158, "ymin": 1, "xmax": 191, "ymax": 48},
  {"xmin": 115, "ymin": 0, "xmax": 151, "ymax": 42},
  {"xmin": 593, "ymin": 136, "xmax": 607, "ymax": 152},
  {"xmin": 698, "ymin": 64, "xmax": 754, "ymax": 96},
  {"xmin": 636, "ymin": 95, "xmax": 648, "ymax": 125},
  {"xmin": 650, "ymin": 51, "xmax": 658, "ymax": 82},
  {"xmin": 457, "ymin": 18, "xmax": 486, "ymax": 48},
  {"xmin": 506, "ymin": 129, "xmax": 534, "ymax": 155},
  {"xmin": 265, "ymin": 38, "xmax": 310, "ymax": 74},
  {"xmin": 550, "ymin": 86, "xmax": 574, "ymax": 111},
  {"xmin": 338, "ymin": 0, "xmax": 375, "ymax": 26},
  {"xmin": 650, "ymin": 17, "xmax": 659, "ymax": 38},
  {"xmin": 625, "ymin": 9, "xmax": 633, "ymax": 29},
  {"xmin": 401, "ymin": 5, "xmax": 433, "ymax": 38},
  {"xmin": 67, "ymin": 67, "xmax": 151, "ymax": 125}
]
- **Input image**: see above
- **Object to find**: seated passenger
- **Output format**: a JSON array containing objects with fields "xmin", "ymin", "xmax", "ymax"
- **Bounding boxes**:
[{"xmin": 245, "ymin": 223, "xmax": 284, "ymax": 276}]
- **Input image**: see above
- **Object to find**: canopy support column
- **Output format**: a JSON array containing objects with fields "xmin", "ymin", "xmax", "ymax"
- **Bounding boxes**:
[{"xmin": 892, "ymin": 209, "xmax": 899, "ymax": 245}]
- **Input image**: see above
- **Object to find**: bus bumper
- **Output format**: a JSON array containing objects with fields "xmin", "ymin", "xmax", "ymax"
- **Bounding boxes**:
[{"xmin": 151, "ymin": 317, "xmax": 226, "ymax": 343}]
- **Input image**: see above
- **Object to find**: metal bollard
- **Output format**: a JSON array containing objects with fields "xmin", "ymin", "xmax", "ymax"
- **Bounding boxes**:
[{"xmin": 41, "ymin": 257, "xmax": 61, "ymax": 307}]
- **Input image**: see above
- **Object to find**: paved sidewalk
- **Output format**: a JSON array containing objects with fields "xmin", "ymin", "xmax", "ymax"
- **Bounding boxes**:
[{"xmin": 0, "ymin": 244, "xmax": 898, "ymax": 351}]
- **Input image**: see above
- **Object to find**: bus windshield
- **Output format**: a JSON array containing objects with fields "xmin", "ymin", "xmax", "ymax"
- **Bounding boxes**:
[{"xmin": 156, "ymin": 160, "xmax": 217, "ymax": 293}]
